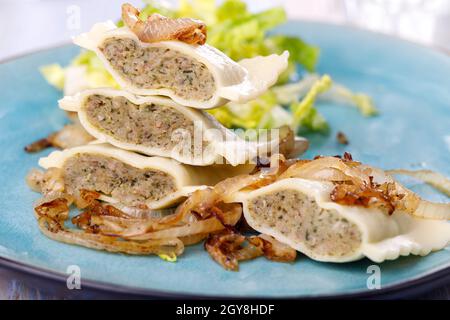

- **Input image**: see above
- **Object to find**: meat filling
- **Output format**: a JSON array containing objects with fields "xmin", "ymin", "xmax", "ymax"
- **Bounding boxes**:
[
  {"xmin": 63, "ymin": 154, "xmax": 177, "ymax": 206},
  {"xmin": 85, "ymin": 95, "xmax": 201, "ymax": 153},
  {"xmin": 247, "ymin": 189, "xmax": 362, "ymax": 258},
  {"xmin": 100, "ymin": 38, "xmax": 216, "ymax": 101}
]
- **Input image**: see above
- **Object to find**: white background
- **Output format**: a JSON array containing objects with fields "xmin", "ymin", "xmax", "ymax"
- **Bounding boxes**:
[{"xmin": 0, "ymin": 0, "xmax": 449, "ymax": 60}]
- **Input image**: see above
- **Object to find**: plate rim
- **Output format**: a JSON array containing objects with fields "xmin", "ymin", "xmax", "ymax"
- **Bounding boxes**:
[
  {"xmin": 1, "ymin": 255, "xmax": 450, "ymax": 299},
  {"xmin": 1, "ymin": 20, "xmax": 449, "ymax": 299}
]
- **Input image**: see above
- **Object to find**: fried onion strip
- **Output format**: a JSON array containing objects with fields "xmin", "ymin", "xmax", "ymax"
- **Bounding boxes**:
[
  {"xmin": 34, "ymin": 198, "xmax": 184, "ymax": 256},
  {"xmin": 122, "ymin": 3, "xmax": 207, "ymax": 45},
  {"xmin": 387, "ymin": 169, "xmax": 450, "ymax": 197},
  {"xmin": 38, "ymin": 216, "xmax": 184, "ymax": 255},
  {"xmin": 124, "ymin": 204, "xmax": 242, "ymax": 240},
  {"xmin": 24, "ymin": 124, "xmax": 94, "ymax": 153},
  {"xmin": 205, "ymin": 230, "xmax": 297, "ymax": 271}
]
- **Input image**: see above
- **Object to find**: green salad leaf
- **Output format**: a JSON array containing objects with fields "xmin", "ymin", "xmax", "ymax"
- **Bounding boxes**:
[
  {"xmin": 325, "ymin": 83, "xmax": 378, "ymax": 116},
  {"xmin": 290, "ymin": 75, "xmax": 332, "ymax": 132},
  {"xmin": 158, "ymin": 252, "xmax": 177, "ymax": 262},
  {"xmin": 209, "ymin": 75, "xmax": 332, "ymax": 134},
  {"xmin": 208, "ymin": 91, "xmax": 280, "ymax": 129},
  {"xmin": 40, "ymin": 64, "xmax": 66, "ymax": 90},
  {"xmin": 72, "ymin": 51, "xmax": 118, "ymax": 88}
]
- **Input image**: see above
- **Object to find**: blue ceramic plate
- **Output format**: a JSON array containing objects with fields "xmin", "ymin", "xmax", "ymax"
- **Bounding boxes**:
[{"xmin": 0, "ymin": 21, "xmax": 449, "ymax": 299}]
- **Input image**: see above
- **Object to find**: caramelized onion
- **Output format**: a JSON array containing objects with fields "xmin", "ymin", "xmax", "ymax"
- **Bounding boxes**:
[
  {"xmin": 253, "ymin": 234, "xmax": 297, "ymax": 262},
  {"xmin": 26, "ymin": 168, "xmax": 45, "ymax": 192},
  {"xmin": 330, "ymin": 181, "xmax": 401, "ymax": 215},
  {"xmin": 24, "ymin": 124, "xmax": 94, "ymax": 153},
  {"xmin": 27, "ymin": 167, "xmax": 69, "ymax": 211},
  {"xmin": 35, "ymin": 198, "xmax": 70, "ymax": 221},
  {"xmin": 231, "ymin": 241, "xmax": 265, "ymax": 262},
  {"xmin": 179, "ymin": 233, "xmax": 209, "ymax": 246},
  {"xmin": 387, "ymin": 169, "xmax": 450, "ymax": 197},
  {"xmin": 151, "ymin": 168, "xmax": 279, "ymax": 230},
  {"xmin": 24, "ymin": 137, "xmax": 53, "ymax": 153},
  {"xmin": 36, "ymin": 197, "xmax": 184, "ymax": 256},
  {"xmin": 122, "ymin": 3, "xmax": 207, "ymax": 45},
  {"xmin": 279, "ymin": 156, "xmax": 367, "ymax": 185},
  {"xmin": 205, "ymin": 230, "xmax": 296, "ymax": 271},
  {"xmin": 48, "ymin": 124, "xmax": 94, "ymax": 150},
  {"xmin": 205, "ymin": 230, "xmax": 247, "ymax": 271},
  {"xmin": 73, "ymin": 189, "xmax": 101, "ymax": 209},
  {"xmin": 72, "ymin": 200, "xmax": 141, "ymax": 233},
  {"xmin": 412, "ymin": 200, "xmax": 450, "ymax": 220},
  {"xmin": 39, "ymin": 216, "xmax": 184, "ymax": 256},
  {"xmin": 125, "ymin": 204, "xmax": 242, "ymax": 240},
  {"xmin": 382, "ymin": 170, "xmax": 450, "ymax": 220}
]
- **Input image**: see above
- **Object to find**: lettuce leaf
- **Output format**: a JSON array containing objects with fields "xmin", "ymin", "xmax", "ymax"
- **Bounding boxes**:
[
  {"xmin": 40, "ymin": 51, "xmax": 118, "ymax": 94},
  {"xmin": 273, "ymin": 73, "xmax": 378, "ymax": 117},
  {"xmin": 158, "ymin": 253, "xmax": 177, "ymax": 262},
  {"xmin": 323, "ymin": 83, "xmax": 378, "ymax": 116},
  {"xmin": 266, "ymin": 35, "xmax": 319, "ymax": 73},
  {"xmin": 290, "ymin": 75, "xmax": 332, "ymax": 132},
  {"xmin": 71, "ymin": 51, "xmax": 118, "ymax": 88},
  {"xmin": 209, "ymin": 75, "xmax": 332, "ymax": 133},
  {"xmin": 40, "ymin": 64, "xmax": 66, "ymax": 90},
  {"xmin": 208, "ymin": 91, "xmax": 279, "ymax": 129}
]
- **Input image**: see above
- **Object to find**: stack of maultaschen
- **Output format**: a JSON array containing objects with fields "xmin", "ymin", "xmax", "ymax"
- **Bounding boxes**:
[{"xmin": 30, "ymin": 4, "xmax": 302, "ymax": 258}]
